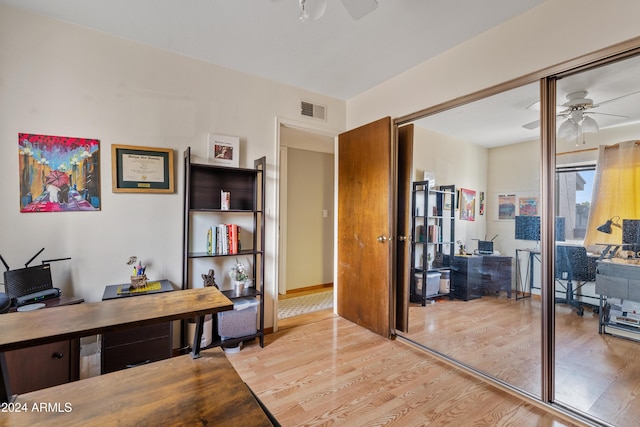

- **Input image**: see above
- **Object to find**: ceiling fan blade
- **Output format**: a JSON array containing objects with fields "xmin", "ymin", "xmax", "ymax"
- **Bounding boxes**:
[
  {"xmin": 592, "ymin": 89, "xmax": 640, "ymax": 107},
  {"xmin": 522, "ymin": 119, "xmax": 540, "ymax": 130},
  {"xmin": 341, "ymin": 0, "xmax": 378, "ymax": 20},
  {"xmin": 587, "ymin": 111, "xmax": 630, "ymax": 119}
]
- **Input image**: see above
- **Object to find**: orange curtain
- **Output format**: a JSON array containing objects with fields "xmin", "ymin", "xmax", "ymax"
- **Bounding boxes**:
[{"xmin": 584, "ymin": 141, "xmax": 640, "ymax": 249}]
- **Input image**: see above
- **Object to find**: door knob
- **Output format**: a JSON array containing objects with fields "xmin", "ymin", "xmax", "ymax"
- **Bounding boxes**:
[
  {"xmin": 398, "ymin": 235, "xmax": 407, "ymax": 241},
  {"xmin": 52, "ymin": 352, "xmax": 64, "ymax": 359},
  {"xmin": 377, "ymin": 235, "xmax": 387, "ymax": 242}
]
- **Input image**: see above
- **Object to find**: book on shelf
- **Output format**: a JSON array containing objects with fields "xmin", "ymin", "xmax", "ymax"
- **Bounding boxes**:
[
  {"xmin": 207, "ymin": 223, "xmax": 241, "ymax": 255},
  {"xmin": 427, "ymin": 225, "xmax": 439, "ymax": 243}
]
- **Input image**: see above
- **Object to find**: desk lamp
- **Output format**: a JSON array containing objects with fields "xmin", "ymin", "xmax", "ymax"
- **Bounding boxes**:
[{"xmin": 596, "ymin": 216, "xmax": 621, "ymax": 234}]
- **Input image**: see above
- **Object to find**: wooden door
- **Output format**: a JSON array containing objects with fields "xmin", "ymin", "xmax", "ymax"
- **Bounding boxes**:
[
  {"xmin": 395, "ymin": 124, "xmax": 413, "ymax": 332},
  {"xmin": 337, "ymin": 117, "xmax": 393, "ymax": 337}
]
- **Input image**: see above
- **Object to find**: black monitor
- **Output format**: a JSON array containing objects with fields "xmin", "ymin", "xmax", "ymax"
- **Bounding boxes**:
[
  {"xmin": 514, "ymin": 216, "xmax": 565, "ymax": 241},
  {"xmin": 622, "ymin": 219, "xmax": 640, "ymax": 253},
  {"xmin": 3, "ymin": 264, "xmax": 53, "ymax": 300}
]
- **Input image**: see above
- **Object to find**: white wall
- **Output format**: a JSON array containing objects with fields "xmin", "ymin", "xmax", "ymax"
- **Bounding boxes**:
[
  {"xmin": 0, "ymin": 5, "xmax": 346, "ymax": 332},
  {"xmin": 285, "ymin": 148, "xmax": 334, "ymax": 291},
  {"xmin": 347, "ymin": 0, "xmax": 640, "ymax": 128},
  {"xmin": 411, "ymin": 125, "xmax": 488, "ymax": 249}
]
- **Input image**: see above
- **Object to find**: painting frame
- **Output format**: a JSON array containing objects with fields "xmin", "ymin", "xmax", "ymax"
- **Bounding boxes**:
[
  {"xmin": 19, "ymin": 133, "xmax": 101, "ymax": 212},
  {"xmin": 208, "ymin": 133, "xmax": 240, "ymax": 167},
  {"xmin": 459, "ymin": 188, "xmax": 476, "ymax": 221},
  {"xmin": 497, "ymin": 194, "xmax": 517, "ymax": 220},
  {"xmin": 111, "ymin": 144, "xmax": 175, "ymax": 193},
  {"xmin": 518, "ymin": 196, "xmax": 539, "ymax": 216}
]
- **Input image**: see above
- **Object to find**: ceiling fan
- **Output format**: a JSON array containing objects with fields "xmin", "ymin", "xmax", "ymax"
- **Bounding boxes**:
[
  {"xmin": 279, "ymin": 0, "xmax": 378, "ymax": 22},
  {"xmin": 522, "ymin": 90, "xmax": 639, "ymax": 137}
]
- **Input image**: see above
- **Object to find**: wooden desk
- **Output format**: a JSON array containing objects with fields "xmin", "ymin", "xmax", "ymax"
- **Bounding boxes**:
[
  {"xmin": 1, "ymin": 287, "xmax": 233, "ymax": 403},
  {"xmin": 6, "ymin": 296, "xmax": 84, "ymax": 394},
  {"xmin": 2, "ymin": 349, "xmax": 274, "ymax": 426},
  {"xmin": 451, "ymin": 255, "xmax": 512, "ymax": 300},
  {"xmin": 0, "ymin": 287, "xmax": 231, "ymax": 352}
]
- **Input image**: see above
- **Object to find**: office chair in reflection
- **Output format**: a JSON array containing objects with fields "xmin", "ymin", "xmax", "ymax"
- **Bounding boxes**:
[{"xmin": 555, "ymin": 245, "xmax": 598, "ymax": 316}]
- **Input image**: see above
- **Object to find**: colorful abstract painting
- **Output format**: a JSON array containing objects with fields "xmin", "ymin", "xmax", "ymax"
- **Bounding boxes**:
[
  {"xmin": 459, "ymin": 188, "xmax": 476, "ymax": 221},
  {"xmin": 19, "ymin": 133, "xmax": 100, "ymax": 212},
  {"xmin": 518, "ymin": 196, "xmax": 539, "ymax": 216},
  {"xmin": 498, "ymin": 194, "xmax": 516, "ymax": 219}
]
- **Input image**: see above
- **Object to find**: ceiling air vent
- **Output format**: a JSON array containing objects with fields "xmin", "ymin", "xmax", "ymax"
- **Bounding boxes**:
[{"xmin": 300, "ymin": 100, "xmax": 326, "ymax": 121}]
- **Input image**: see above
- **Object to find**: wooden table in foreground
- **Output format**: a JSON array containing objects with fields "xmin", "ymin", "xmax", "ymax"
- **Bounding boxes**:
[
  {"xmin": 0, "ymin": 286, "xmax": 232, "ymax": 352},
  {"xmin": 0, "ymin": 286, "xmax": 234, "ymax": 404},
  {"xmin": 3, "ymin": 349, "xmax": 274, "ymax": 426}
]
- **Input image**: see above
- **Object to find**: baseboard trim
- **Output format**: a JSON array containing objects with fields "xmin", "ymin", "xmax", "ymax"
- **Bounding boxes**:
[{"xmin": 285, "ymin": 283, "xmax": 333, "ymax": 295}]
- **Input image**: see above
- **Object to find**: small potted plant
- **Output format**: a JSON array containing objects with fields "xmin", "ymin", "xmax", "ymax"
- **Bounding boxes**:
[{"xmin": 229, "ymin": 259, "xmax": 250, "ymax": 294}]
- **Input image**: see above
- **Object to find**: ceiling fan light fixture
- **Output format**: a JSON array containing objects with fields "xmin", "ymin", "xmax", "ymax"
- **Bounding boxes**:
[
  {"xmin": 558, "ymin": 118, "xmax": 579, "ymax": 138},
  {"xmin": 581, "ymin": 115, "xmax": 599, "ymax": 133},
  {"xmin": 298, "ymin": 0, "xmax": 327, "ymax": 22}
]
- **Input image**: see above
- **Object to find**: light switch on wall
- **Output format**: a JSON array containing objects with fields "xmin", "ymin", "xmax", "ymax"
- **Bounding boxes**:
[{"xmin": 322, "ymin": 209, "xmax": 328, "ymax": 218}]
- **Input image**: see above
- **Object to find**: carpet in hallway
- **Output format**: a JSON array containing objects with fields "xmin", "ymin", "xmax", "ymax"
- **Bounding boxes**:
[{"xmin": 277, "ymin": 290, "xmax": 333, "ymax": 319}]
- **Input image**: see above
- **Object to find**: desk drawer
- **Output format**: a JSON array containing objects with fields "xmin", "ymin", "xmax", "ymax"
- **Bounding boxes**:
[
  {"xmin": 101, "ymin": 323, "xmax": 172, "ymax": 374},
  {"xmin": 101, "ymin": 336, "xmax": 172, "ymax": 374},
  {"xmin": 102, "ymin": 322, "xmax": 170, "ymax": 347}
]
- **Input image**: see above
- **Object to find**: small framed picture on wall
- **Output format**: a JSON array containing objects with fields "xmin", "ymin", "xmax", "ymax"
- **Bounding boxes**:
[{"xmin": 208, "ymin": 134, "xmax": 240, "ymax": 167}]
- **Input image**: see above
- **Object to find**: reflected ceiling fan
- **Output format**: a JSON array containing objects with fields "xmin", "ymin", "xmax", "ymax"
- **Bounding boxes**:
[
  {"xmin": 273, "ymin": 0, "xmax": 378, "ymax": 22},
  {"xmin": 522, "ymin": 90, "xmax": 639, "ymax": 137}
]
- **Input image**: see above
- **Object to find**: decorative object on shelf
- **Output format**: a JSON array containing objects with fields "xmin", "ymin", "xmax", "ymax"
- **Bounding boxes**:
[
  {"xmin": 130, "ymin": 274, "xmax": 147, "ymax": 289},
  {"xmin": 457, "ymin": 240, "xmax": 467, "ymax": 255},
  {"xmin": 201, "ymin": 269, "xmax": 218, "ymax": 289},
  {"xmin": 221, "ymin": 191, "xmax": 230, "ymax": 210},
  {"xmin": 423, "ymin": 170, "xmax": 435, "ymax": 188},
  {"xmin": 229, "ymin": 259, "xmax": 250, "ymax": 294},
  {"xmin": 208, "ymin": 134, "xmax": 239, "ymax": 167},
  {"xmin": 18, "ymin": 133, "xmax": 101, "ymax": 212},
  {"xmin": 111, "ymin": 144, "xmax": 174, "ymax": 193},
  {"xmin": 127, "ymin": 256, "xmax": 147, "ymax": 289}
]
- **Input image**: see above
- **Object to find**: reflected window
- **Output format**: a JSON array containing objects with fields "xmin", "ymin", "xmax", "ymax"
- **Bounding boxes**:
[{"xmin": 555, "ymin": 164, "xmax": 595, "ymax": 242}]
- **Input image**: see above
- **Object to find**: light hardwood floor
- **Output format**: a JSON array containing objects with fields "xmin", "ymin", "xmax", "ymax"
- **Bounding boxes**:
[
  {"xmin": 227, "ymin": 309, "xmax": 585, "ymax": 426},
  {"xmin": 401, "ymin": 296, "xmax": 640, "ymax": 427}
]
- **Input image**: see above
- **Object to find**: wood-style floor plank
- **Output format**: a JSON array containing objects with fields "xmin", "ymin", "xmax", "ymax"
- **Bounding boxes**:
[
  {"xmin": 227, "ymin": 312, "xmax": 584, "ymax": 426},
  {"xmin": 401, "ymin": 295, "xmax": 640, "ymax": 427}
]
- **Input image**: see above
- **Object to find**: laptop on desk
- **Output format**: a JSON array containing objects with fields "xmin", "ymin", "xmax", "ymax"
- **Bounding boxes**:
[{"xmin": 478, "ymin": 240, "xmax": 494, "ymax": 255}]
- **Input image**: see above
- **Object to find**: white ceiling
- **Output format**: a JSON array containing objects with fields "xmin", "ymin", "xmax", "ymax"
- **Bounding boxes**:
[
  {"xmin": 3, "ymin": 0, "xmax": 639, "ymax": 147},
  {"xmin": 414, "ymin": 55, "xmax": 640, "ymax": 147},
  {"xmin": 0, "ymin": 0, "xmax": 546, "ymax": 100}
]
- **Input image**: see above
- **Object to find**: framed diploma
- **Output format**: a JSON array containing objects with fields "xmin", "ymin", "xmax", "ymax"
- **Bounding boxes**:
[{"xmin": 111, "ymin": 144, "xmax": 174, "ymax": 193}]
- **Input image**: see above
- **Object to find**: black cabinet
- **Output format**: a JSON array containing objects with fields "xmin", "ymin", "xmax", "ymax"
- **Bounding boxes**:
[
  {"xmin": 451, "ymin": 255, "xmax": 512, "ymax": 301},
  {"xmin": 100, "ymin": 283, "xmax": 174, "ymax": 374},
  {"xmin": 182, "ymin": 147, "xmax": 265, "ymax": 349},
  {"xmin": 101, "ymin": 322, "xmax": 172, "ymax": 374}
]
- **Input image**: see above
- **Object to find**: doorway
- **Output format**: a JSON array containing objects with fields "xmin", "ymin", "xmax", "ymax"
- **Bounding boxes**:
[{"xmin": 277, "ymin": 123, "xmax": 336, "ymax": 328}]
